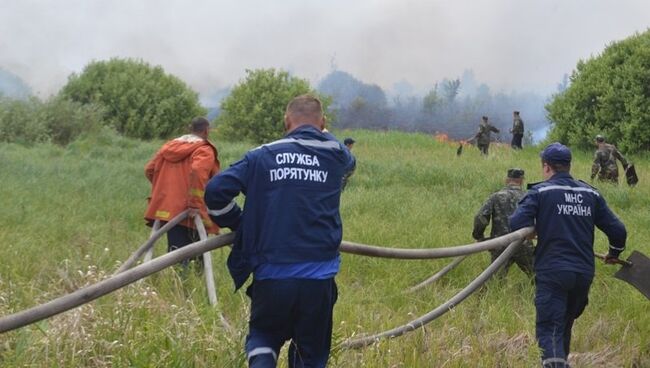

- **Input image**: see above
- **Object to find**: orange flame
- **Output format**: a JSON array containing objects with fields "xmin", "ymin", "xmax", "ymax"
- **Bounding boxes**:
[{"xmin": 434, "ymin": 133, "xmax": 450, "ymax": 143}]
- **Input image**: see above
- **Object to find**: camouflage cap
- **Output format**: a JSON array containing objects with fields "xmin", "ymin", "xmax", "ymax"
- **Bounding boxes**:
[
  {"xmin": 540, "ymin": 142, "xmax": 572, "ymax": 165},
  {"xmin": 507, "ymin": 168, "xmax": 525, "ymax": 178},
  {"xmin": 595, "ymin": 134, "xmax": 605, "ymax": 142}
]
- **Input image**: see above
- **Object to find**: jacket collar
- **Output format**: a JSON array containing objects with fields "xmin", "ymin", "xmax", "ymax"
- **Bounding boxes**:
[
  {"xmin": 285, "ymin": 125, "xmax": 325, "ymax": 139},
  {"xmin": 550, "ymin": 172, "xmax": 574, "ymax": 181}
]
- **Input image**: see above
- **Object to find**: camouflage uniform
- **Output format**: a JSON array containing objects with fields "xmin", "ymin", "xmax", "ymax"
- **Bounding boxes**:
[
  {"xmin": 472, "ymin": 184, "xmax": 534, "ymax": 277},
  {"xmin": 511, "ymin": 114, "xmax": 524, "ymax": 149},
  {"xmin": 591, "ymin": 143, "xmax": 628, "ymax": 184},
  {"xmin": 473, "ymin": 118, "xmax": 500, "ymax": 155},
  {"xmin": 341, "ymin": 160, "xmax": 356, "ymax": 191}
]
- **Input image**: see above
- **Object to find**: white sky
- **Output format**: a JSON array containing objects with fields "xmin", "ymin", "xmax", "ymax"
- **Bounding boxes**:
[{"xmin": 1, "ymin": 0, "xmax": 648, "ymax": 99}]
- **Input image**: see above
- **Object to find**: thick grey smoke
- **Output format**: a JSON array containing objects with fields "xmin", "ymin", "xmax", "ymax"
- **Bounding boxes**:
[{"xmin": 1, "ymin": 0, "xmax": 648, "ymax": 98}]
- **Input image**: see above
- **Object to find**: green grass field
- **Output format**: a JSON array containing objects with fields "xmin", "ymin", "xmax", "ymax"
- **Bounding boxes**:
[{"xmin": 0, "ymin": 128, "xmax": 648, "ymax": 367}]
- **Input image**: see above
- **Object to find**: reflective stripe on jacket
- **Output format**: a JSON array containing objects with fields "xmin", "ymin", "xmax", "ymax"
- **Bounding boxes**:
[{"xmin": 204, "ymin": 125, "xmax": 356, "ymax": 289}]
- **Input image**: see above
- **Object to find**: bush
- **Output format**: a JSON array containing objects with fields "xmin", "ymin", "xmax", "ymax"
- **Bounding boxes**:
[
  {"xmin": 546, "ymin": 30, "xmax": 650, "ymax": 153},
  {"xmin": 60, "ymin": 58, "xmax": 205, "ymax": 140},
  {"xmin": 0, "ymin": 97, "xmax": 47, "ymax": 145},
  {"xmin": 40, "ymin": 97, "xmax": 105, "ymax": 145},
  {"xmin": 0, "ymin": 96, "xmax": 104, "ymax": 146},
  {"xmin": 216, "ymin": 69, "xmax": 330, "ymax": 143}
]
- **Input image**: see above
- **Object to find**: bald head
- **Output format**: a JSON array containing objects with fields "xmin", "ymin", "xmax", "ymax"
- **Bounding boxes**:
[{"xmin": 284, "ymin": 94, "xmax": 325, "ymax": 132}]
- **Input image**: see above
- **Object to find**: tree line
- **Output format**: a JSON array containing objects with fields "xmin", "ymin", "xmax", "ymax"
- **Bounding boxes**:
[{"xmin": 2, "ymin": 28, "xmax": 650, "ymax": 153}]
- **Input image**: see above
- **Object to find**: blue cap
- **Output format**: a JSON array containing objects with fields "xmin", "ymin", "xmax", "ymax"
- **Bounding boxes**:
[{"xmin": 540, "ymin": 142, "xmax": 571, "ymax": 164}]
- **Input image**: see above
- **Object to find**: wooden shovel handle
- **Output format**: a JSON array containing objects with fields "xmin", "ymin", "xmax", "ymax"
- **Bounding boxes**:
[{"xmin": 595, "ymin": 253, "xmax": 633, "ymax": 267}]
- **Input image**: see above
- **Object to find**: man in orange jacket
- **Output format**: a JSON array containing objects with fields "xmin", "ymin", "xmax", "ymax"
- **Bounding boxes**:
[{"xmin": 144, "ymin": 117, "xmax": 220, "ymax": 266}]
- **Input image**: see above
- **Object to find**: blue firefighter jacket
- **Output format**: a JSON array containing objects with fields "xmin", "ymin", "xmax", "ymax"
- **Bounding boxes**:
[
  {"xmin": 509, "ymin": 172, "xmax": 626, "ymax": 276},
  {"xmin": 204, "ymin": 125, "xmax": 356, "ymax": 290}
]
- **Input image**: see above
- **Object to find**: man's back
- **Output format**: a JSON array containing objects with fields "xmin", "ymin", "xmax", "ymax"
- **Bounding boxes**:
[
  {"xmin": 510, "ymin": 173, "xmax": 626, "ymax": 275},
  {"xmin": 145, "ymin": 133, "xmax": 219, "ymax": 232},
  {"xmin": 204, "ymin": 125, "xmax": 355, "ymax": 288},
  {"xmin": 477, "ymin": 121, "xmax": 499, "ymax": 145},
  {"xmin": 237, "ymin": 126, "xmax": 351, "ymax": 262},
  {"xmin": 204, "ymin": 94, "xmax": 355, "ymax": 368},
  {"xmin": 473, "ymin": 185, "xmax": 524, "ymax": 239},
  {"xmin": 512, "ymin": 116, "xmax": 524, "ymax": 134}
]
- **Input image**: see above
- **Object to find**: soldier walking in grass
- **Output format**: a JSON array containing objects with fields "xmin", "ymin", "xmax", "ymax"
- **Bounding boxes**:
[
  {"xmin": 510, "ymin": 111, "xmax": 524, "ymax": 149},
  {"xmin": 470, "ymin": 116, "xmax": 500, "ymax": 155},
  {"xmin": 591, "ymin": 134, "xmax": 629, "ymax": 184},
  {"xmin": 472, "ymin": 168, "xmax": 534, "ymax": 278}
]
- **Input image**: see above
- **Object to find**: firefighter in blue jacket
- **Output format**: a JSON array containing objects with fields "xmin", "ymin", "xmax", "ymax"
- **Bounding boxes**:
[
  {"xmin": 204, "ymin": 95, "xmax": 355, "ymax": 368},
  {"xmin": 509, "ymin": 142, "xmax": 626, "ymax": 368}
]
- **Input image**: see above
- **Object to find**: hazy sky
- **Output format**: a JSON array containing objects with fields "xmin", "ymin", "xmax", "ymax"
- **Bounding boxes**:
[{"xmin": 1, "ymin": 0, "xmax": 648, "ymax": 99}]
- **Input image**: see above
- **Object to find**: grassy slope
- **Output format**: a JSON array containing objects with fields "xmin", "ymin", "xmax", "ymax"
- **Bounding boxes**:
[{"xmin": 0, "ymin": 128, "xmax": 648, "ymax": 367}]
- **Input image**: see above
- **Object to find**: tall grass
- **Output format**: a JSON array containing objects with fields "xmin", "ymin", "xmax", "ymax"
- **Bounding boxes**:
[{"xmin": 0, "ymin": 128, "xmax": 648, "ymax": 367}]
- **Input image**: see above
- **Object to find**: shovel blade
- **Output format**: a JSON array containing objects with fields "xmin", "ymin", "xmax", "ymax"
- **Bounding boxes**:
[{"xmin": 613, "ymin": 250, "xmax": 650, "ymax": 300}]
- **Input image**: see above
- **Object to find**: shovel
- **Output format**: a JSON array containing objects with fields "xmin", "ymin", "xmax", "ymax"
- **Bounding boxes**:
[{"xmin": 595, "ymin": 250, "xmax": 650, "ymax": 300}]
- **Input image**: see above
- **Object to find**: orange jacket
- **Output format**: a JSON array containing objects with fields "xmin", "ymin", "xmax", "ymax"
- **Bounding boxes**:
[{"xmin": 144, "ymin": 134, "xmax": 220, "ymax": 234}]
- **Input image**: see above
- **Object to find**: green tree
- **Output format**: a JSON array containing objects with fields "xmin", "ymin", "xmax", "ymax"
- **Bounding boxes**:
[
  {"xmin": 60, "ymin": 58, "xmax": 205, "ymax": 140},
  {"xmin": 441, "ymin": 79, "xmax": 461, "ymax": 103},
  {"xmin": 546, "ymin": 30, "xmax": 650, "ymax": 153},
  {"xmin": 422, "ymin": 85, "xmax": 440, "ymax": 115},
  {"xmin": 216, "ymin": 69, "xmax": 330, "ymax": 143}
]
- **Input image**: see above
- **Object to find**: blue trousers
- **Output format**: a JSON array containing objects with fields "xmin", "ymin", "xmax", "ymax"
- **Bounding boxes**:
[
  {"xmin": 535, "ymin": 271, "xmax": 592, "ymax": 367},
  {"xmin": 245, "ymin": 278, "xmax": 338, "ymax": 368}
]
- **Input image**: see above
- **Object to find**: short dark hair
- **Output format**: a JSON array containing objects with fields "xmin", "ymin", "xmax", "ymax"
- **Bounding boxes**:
[
  {"xmin": 542, "ymin": 159, "xmax": 571, "ymax": 173},
  {"xmin": 286, "ymin": 94, "xmax": 323, "ymax": 118},
  {"xmin": 190, "ymin": 117, "xmax": 210, "ymax": 133},
  {"xmin": 507, "ymin": 168, "xmax": 525, "ymax": 178}
]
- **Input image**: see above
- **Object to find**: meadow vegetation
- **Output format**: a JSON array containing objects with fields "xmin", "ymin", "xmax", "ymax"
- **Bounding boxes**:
[{"xmin": 0, "ymin": 128, "xmax": 648, "ymax": 367}]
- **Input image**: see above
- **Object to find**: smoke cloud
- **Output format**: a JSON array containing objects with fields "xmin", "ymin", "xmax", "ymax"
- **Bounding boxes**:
[{"xmin": 1, "ymin": 0, "xmax": 648, "ymax": 99}]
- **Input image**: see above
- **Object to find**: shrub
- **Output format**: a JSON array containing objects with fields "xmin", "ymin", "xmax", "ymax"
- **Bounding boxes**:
[
  {"xmin": 40, "ymin": 97, "xmax": 105, "ymax": 145},
  {"xmin": 546, "ymin": 30, "xmax": 650, "ymax": 153},
  {"xmin": 0, "ymin": 96, "xmax": 104, "ymax": 146},
  {"xmin": 60, "ymin": 58, "xmax": 205, "ymax": 140},
  {"xmin": 0, "ymin": 97, "xmax": 47, "ymax": 145},
  {"xmin": 216, "ymin": 69, "xmax": 330, "ymax": 143}
]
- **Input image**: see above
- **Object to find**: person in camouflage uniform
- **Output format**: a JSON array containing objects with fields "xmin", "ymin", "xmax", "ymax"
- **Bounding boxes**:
[
  {"xmin": 510, "ymin": 111, "xmax": 524, "ymax": 149},
  {"xmin": 341, "ymin": 138, "xmax": 356, "ymax": 191},
  {"xmin": 471, "ymin": 116, "xmax": 500, "ymax": 155},
  {"xmin": 591, "ymin": 135, "xmax": 629, "ymax": 184},
  {"xmin": 472, "ymin": 168, "xmax": 534, "ymax": 278}
]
